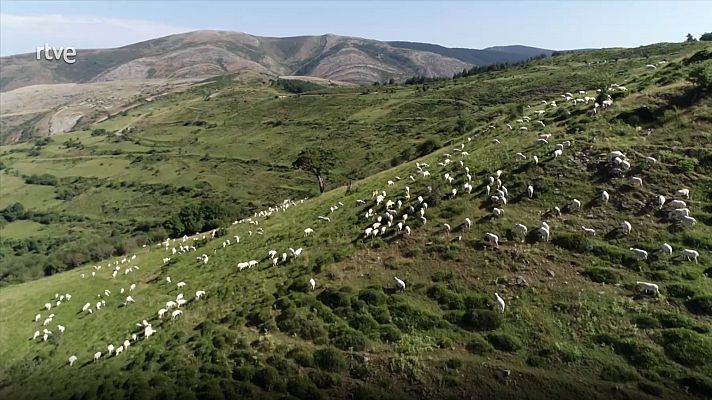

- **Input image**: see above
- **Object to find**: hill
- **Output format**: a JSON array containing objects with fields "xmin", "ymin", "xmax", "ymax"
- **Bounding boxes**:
[
  {"xmin": 0, "ymin": 41, "xmax": 711, "ymax": 400},
  {"xmin": 388, "ymin": 41, "xmax": 553, "ymax": 66}
]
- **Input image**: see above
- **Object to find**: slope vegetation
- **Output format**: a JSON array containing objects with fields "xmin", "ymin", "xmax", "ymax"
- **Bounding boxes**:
[{"xmin": 0, "ymin": 42, "xmax": 711, "ymax": 400}]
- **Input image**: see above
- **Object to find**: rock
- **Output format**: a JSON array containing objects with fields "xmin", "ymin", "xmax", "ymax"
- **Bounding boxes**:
[{"xmin": 546, "ymin": 269, "xmax": 556, "ymax": 278}]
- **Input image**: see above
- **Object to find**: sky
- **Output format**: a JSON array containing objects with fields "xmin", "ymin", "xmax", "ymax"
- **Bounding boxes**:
[{"xmin": 1, "ymin": 0, "xmax": 710, "ymax": 56}]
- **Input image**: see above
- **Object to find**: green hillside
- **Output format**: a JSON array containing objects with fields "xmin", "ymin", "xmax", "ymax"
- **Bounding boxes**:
[{"xmin": 0, "ymin": 42, "xmax": 711, "ymax": 400}]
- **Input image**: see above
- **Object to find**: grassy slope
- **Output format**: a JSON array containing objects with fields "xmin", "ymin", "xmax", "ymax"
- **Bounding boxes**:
[{"xmin": 0, "ymin": 42, "xmax": 711, "ymax": 399}]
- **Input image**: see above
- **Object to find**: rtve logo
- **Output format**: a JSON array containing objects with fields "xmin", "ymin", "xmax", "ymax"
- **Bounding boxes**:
[{"xmin": 36, "ymin": 44, "xmax": 77, "ymax": 64}]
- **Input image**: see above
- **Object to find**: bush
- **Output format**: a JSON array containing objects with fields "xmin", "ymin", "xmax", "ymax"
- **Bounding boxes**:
[
  {"xmin": 445, "ymin": 358, "xmax": 463, "ymax": 370},
  {"xmin": 657, "ymin": 329, "xmax": 712, "ymax": 367},
  {"xmin": 232, "ymin": 366, "xmax": 255, "ymax": 382},
  {"xmin": 389, "ymin": 302, "xmax": 442, "ymax": 332},
  {"xmin": 553, "ymin": 234, "xmax": 589, "ymax": 252},
  {"xmin": 466, "ymin": 336, "xmax": 493, "ymax": 355},
  {"xmin": 358, "ymin": 288, "xmax": 387, "ymax": 306},
  {"xmin": 688, "ymin": 62, "xmax": 712, "ymax": 90},
  {"xmin": 307, "ymin": 370, "xmax": 340, "ymax": 389},
  {"xmin": 600, "ymin": 363, "xmax": 637, "ymax": 382},
  {"xmin": 314, "ymin": 347, "xmax": 347, "ymax": 371},
  {"xmin": 287, "ymin": 347, "xmax": 314, "ymax": 367},
  {"xmin": 666, "ymin": 284, "xmax": 700, "ymax": 299},
  {"xmin": 252, "ymin": 366, "xmax": 285, "ymax": 392},
  {"xmin": 486, "ymin": 333, "xmax": 522, "ymax": 352},
  {"xmin": 286, "ymin": 377, "xmax": 323, "ymax": 400},
  {"xmin": 685, "ymin": 295, "xmax": 712, "ymax": 315},
  {"xmin": 679, "ymin": 374, "xmax": 712, "ymax": 397},
  {"xmin": 379, "ymin": 324, "xmax": 402, "ymax": 343},
  {"xmin": 318, "ymin": 288, "xmax": 351, "ymax": 309},
  {"xmin": 330, "ymin": 326, "xmax": 367, "ymax": 351},
  {"xmin": 460, "ymin": 309, "xmax": 502, "ymax": 331},
  {"xmin": 583, "ymin": 267, "xmax": 621, "ymax": 284},
  {"xmin": 427, "ymin": 284, "xmax": 464, "ymax": 310},
  {"xmin": 631, "ymin": 314, "xmax": 661, "ymax": 329}
]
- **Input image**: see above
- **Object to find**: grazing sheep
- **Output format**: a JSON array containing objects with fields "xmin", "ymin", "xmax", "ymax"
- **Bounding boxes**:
[
  {"xmin": 107, "ymin": 344, "xmax": 115, "ymax": 355},
  {"xmin": 177, "ymin": 282, "xmax": 186, "ymax": 289},
  {"xmin": 94, "ymin": 352, "xmax": 101, "ymax": 361},
  {"xmin": 582, "ymin": 226, "xmax": 596, "ymax": 236},
  {"xmin": 196, "ymin": 290, "xmax": 206, "ymax": 299},
  {"xmin": 57, "ymin": 325, "xmax": 65, "ymax": 334},
  {"xmin": 115, "ymin": 346, "xmax": 124, "ymax": 356},
  {"xmin": 675, "ymin": 188, "xmax": 690, "ymax": 199},
  {"xmin": 553, "ymin": 149, "xmax": 563, "ymax": 159},
  {"xmin": 660, "ymin": 243, "xmax": 673, "ymax": 256},
  {"xmin": 527, "ymin": 185, "xmax": 534, "ymax": 199},
  {"xmin": 636, "ymin": 281, "xmax": 659, "ymax": 297},
  {"xmin": 405, "ymin": 226, "xmax": 411, "ymax": 236},
  {"xmin": 309, "ymin": 278, "xmax": 316, "ymax": 291},
  {"xmin": 537, "ymin": 226, "xmax": 550, "ymax": 242},
  {"xmin": 668, "ymin": 200, "xmax": 687, "ymax": 209},
  {"xmin": 125, "ymin": 296, "xmax": 135, "ymax": 305},
  {"xmin": 144, "ymin": 326, "xmax": 155, "ymax": 338},
  {"xmin": 394, "ymin": 277, "xmax": 406, "ymax": 291},
  {"xmin": 484, "ymin": 232, "xmax": 499, "ymax": 247},
  {"xmin": 681, "ymin": 249, "xmax": 699, "ymax": 263},
  {"xmin": 464, "ymin": 218, "xmax": 472, "ymax": 230},
  {"xmin": 570, "ymin": 199, "xmax": 581, "ymax": 211},
  {"xmin": 657, "ymin": 195, "xmax": 666, "ymax": 209},
  {"xmin": 630, "ymin": 248, "xmax": 649, "ymax": 260},
  {"xmin": 680, "ymin": 215, "xmax": 697, "ymax": 226},
  {"xmin": 630, "ymin": 177, "xmax": 643, "ymax": 187},
  {"xmin": 32, "ymin": 330, "xmax": 40, "ymax": 340},
  {"xmin": 513, "ymin": 224, "xmax": 528, "ymax": 242},
  {"xmin": 621, "ymin": 221, "xmax": 632, "ymax": 235},
  {"xmin": 158, "ymin": 308, "xmax": 167, "ymax": 318},
  {"xmin": 494, "ymin": 293, "xmax": 506, "ymax": 313},
  {"xmin": 171, "ymin": 310, "xmax": 183, "ymax": 320},
  {"xmin": 68, "ymin": 355, "xmax": 77, "ymax": 366},
  {"xmin": 303, "ymin": 228, "xmax": 314, "ymax": 236},
  {"xmin": 600, "ymin": 191, "xmax": 610, "ymax": 204}
]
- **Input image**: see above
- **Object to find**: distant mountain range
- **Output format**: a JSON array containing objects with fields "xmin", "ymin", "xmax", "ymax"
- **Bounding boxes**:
[{"xmin": 0, "ymin": 30, "xmax": 553, "ymax": 91}]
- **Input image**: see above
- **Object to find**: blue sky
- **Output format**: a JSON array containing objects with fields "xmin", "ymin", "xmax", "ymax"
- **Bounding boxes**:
[{"xmin": 1, "ymin": 1, "xmax": 710, "ymax": 56}]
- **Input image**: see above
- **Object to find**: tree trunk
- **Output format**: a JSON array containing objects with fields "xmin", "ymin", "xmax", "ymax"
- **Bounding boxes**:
[{"xmin": 316, "ymin": 174, "xmax": 326, "ymax": 193}]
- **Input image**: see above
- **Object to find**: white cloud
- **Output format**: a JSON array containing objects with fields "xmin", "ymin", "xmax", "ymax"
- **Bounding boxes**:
[{"xmin": 0, "ymin": 13, "xmax": 196, "ymax": 55}]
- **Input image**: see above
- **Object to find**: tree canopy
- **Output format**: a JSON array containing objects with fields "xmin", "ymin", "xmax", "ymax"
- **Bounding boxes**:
[{"xmin": 293, "ymin": 148, "xmax": 336, "ymax": 193}]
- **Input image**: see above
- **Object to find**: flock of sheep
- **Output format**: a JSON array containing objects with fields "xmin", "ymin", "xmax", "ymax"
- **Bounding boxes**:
[{"xmin": 29, "ymin": 68, "xmax": 705, "ymax": 370}]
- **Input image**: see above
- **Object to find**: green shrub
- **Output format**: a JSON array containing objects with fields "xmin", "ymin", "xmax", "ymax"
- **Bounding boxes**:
[
  {"xmin": 685, "ymin": 295, "xmax": 712, "ymax": 315},
  {"xmin": 463, "ymin": 294, "xmax": 493, "ymax": 309},
  {"xmin": 666, "ymin": 284, "xmax": 700, "ymax": 299},
  {"xmin": 232, "ymin": 366, "xmax": 255, "ymax": 382},
  {"xmin": 553, "ymin": 234, "xmax": 589, "ymax": 252},
  {"xmin": 368, "ymin": 306, "xmax": 392, "ymax": 324},
  {"xmin": 486, "ymin": 333, "xmax": 522, "ymax": 352},
  {"xmin": 427, "ymin": 284, "xmax": 464, "ymax": 310},
  {"xmin": 330, "ymin": 325, "xmax": 367, "ymax": 351},
  {"xmin": 287, "ymin": 347, "xmax": 314, "ymax": 367},
  {"xmin": 314, "ymin": 347, "xmax": 347, "ymax": 371},
  {"xmin": 286, "ymin": 377, "xmax": 323, "ymax": 400},
  {"xmin": 380, "ymin": 324, "xmax": 402, "ymax": 343},
  {"xmin": 600, "ymin": 363, "xmax": 638, "ymax": 382},
  {"xmin": 460, "ymin": 309, "xmax": 502, "ymax": 331},
  {"xmin": 583, "ymin": 267, "xmax": 621, "ymax": 284},
  {"xmin": 318, "ymin": 288, "xmax": 351, "ymax": 309},
  {"xmin": 307, "ymin": 370, "xmax": 340, "ymax": 389},
  {"xmin": 389, "ymin": 302, "xmax": 442, "ymax": 332},
  {"xmin": 555, "ymin": 342, "xmax": 583, "ymax": 363},
  {"xmin": 358, "ymin": 288, "xmax": 387, "ymax": 306},
  {"xmin": 252, "ymin": 366, "xmax": 285, "ymax": 392},
  {"xmin": 631, "ymin": 314, "xmax": 661, "ymax": 329},
  {"xmin": 466, "ymin": 336, "xmax": 493, "ymax": 355},
  {"xmin": 445, "ymin": 358, "xmax": 463, "ymax": 370},
  {"xmin": 657, "ymin": 328, "xmax": 712, "ymax": 367}
]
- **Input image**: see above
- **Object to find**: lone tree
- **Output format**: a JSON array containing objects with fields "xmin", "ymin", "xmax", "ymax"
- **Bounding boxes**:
[
  {"xmin": 686, "ymin": 33, "xmax": 697, "ymax": 42},
  {"xmin": 293, "ymin": 147, "xmax": 336, "ymax": 193}
]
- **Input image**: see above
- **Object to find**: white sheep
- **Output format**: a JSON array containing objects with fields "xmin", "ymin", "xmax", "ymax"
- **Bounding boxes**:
[
  {"xmin": 171, "ymin": 310, "xmax": 183, "ymax": 320},
  {"xmin": 527, "ymin": 185, "xmax": 534, "ymax": 199},
  {"xmin": 493, "ymin": 208, "xmax": 504, "ymax": 217},
  {"xmin": 681, "ymin": 249, "xmax": 699, "ymax": 264},
  {"xmin": 657, "ymin": 195, "xmax": 666, "ymax": 209},
  {"xmin": 675, "ymin": 188, "xmax": 690, "ymax": 199},
  {"xmin": 484, "ymin": 232, "xmax": 499, "ymax": 247},
  {"xmin": 177, "ymin": 282, "xmax": 186, "ymax": 289},
  {"xmin": 680, "ymin": 216, "xmax": 697, "ymax": 226},
  {"xmin": 660, "ymin": 243, "xmax": 673, "ymax": 256},
  {"xmin": 115, "ymin": 346, "xmax": 124, "ymax": 356},
  {"xmin": 196, "ymin": 290, "xmax": 206, "ymax": 299},
  {"xmin": 630, "ymin": 248, "xmax": 649, "ymax": 260},
  {"xmin": 582, "ymin": 226, "xmax": 596, "ymax": 236},
  {"xmin": 513, "ymin": 224, "xmax": 528, "ymax": 242},
  {"xmin": 304, "ymin": 228, "xmax": 314, "ymax": 236},
  {"xmin": 494, "ymin": 293, "xmax": 506, "ymax": 313},
  {"xmin": 570, "ymin": 199, "xmax": 581, "ymax": 211},
  {"xmin": 636, "ymin": 281, "xmax": 659, "ymax": 297},
  {"xmin": 68, "ymin": 355, "xmax": 77, "ymax": 366},
  {"xmin": 94, "ymin": 352, "xmax": 101, "ymax": 361},
  {"xmin": 630, "ymin": 177, "xmax": 643, "ymax": 187},
  {"xmin": 158, "ymin": 308, "xmax": 168, "ymax": 318},
  {"xmin": 107, "ymin": 344, "xmax": 115, "ymax": 355},
  {"xmin": 144, "ymin": 325, "xmax": 155, "ymax": 338},
  {"xmin": 621, "ymin": 221, "xmax": 632, "ymax": 235},
  {"xmin": 600, "ymin": 191, "xmax": 610, "ymax": 204},
  {"xmin": 394, "ymin": 277, "xmax": 406, "ymax": 291},
  {"xmin": 464, "ymin": 218, "xmax": 472, "ymax": 230},
  {"xmin": 309, "ymin": 278, "xmax": 316, "ymax": 291}
]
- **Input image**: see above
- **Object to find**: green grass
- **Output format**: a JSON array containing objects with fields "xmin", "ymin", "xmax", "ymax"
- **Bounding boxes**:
[{"xmin": 0, "ymin": 41, "xmax": 711, "ymax": 399}]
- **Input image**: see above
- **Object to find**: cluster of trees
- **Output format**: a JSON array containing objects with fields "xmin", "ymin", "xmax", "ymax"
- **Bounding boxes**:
[
  {"xmin": 404, "ymin": 54, "xmax": 549, "ymax": 86},
  {"xmin": 271, "ymin": 79, "xmax": 324, "ymax": 94},
  {"xmin": 24, "ymin": 173, "xmax": 58, "ymax": 186},
  {"xmin": 163, "ymin": 201, "xmax": 240, "ymax": 237},
  {"xmin": 686, "ymin": 33, "xmax": 712, "ymax": 42}
]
